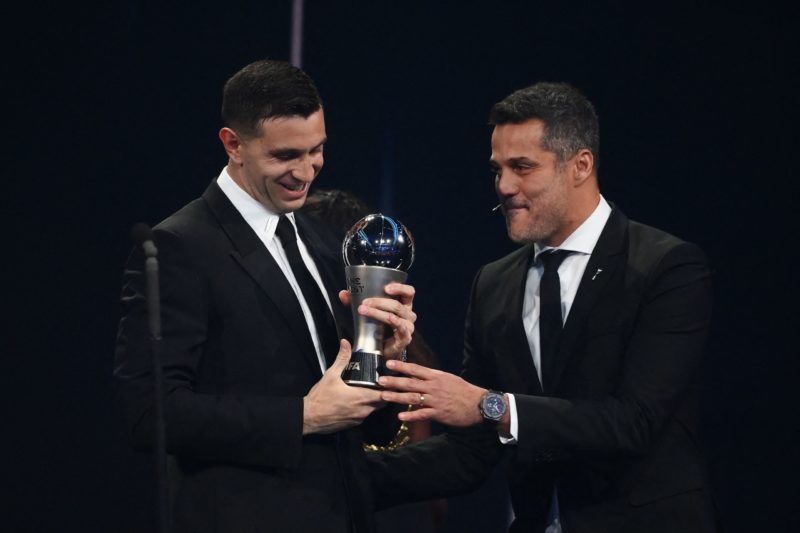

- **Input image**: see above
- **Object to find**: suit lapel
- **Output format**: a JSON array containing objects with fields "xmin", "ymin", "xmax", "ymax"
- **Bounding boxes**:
[
  {"xmin": 202, "ymin": 181, "xmax": 323, "ymax": 378},
  {"xmin": 549, "ymin": 208, "xmax": 628, "ymax": 392},
  {"xmin": 499, "ymin": 245, "xmax": 544, "ymax": 395}
]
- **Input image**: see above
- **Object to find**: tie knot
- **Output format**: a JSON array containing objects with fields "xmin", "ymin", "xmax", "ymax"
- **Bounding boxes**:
[
  {"xmin": 539, "ymin": 249, "xmax": 570, "ymax": 272},
  {"xmin": 275, "ymin": 215, "xmax": 297, "ymax": 245}
]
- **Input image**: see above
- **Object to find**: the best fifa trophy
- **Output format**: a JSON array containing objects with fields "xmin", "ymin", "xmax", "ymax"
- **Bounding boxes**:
[{"xmin": 341, "ymin": 214, "xmax": 415, "ymax": 388}]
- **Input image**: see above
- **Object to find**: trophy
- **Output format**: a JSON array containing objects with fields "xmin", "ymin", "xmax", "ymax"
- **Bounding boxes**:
[{"xmin": 341, "ymin": 213, "xmax": 415, "ymax": 388}]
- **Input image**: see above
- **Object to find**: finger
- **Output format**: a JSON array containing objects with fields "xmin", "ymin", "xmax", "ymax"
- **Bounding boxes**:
[
  {"xmin": 338, "ymin": 290, "xmax": 351, "ymax": 306},
  {"xmin": 386, "ymin": 330, "xmax": 413, "ymax": 359},
  {"xmin": 358, "ymin": 302, "xmax": 417, "ymax": 327},
  {"xmin": 370, "ymin": 397, "xmax": 388, "ymax": 408},
  {"xmin": 378, "ymin": 374, "xmax": 427, "ymax": 392},
  {"xmin": 380, "ymin": 390, "xmax": 428, "ymax": 406},
  {"xmin": 398, "ymin": 408, "xmax": 434, "ymax": 422},
  {"xmin": 384, "ymin": 360, "xmax": 434, "ymax": 379},
  {"xmin": 360, "ymin": 296, "xmax": 416, "ymax": 320},
  {"xmin": 352, "ymin": 388, "xmax": 385, "ymax": 405},
  {"xmin": 384, "ymin": 283, "xmax": 415, "ymax": 306},
  {"xmin": 328, "ymin": 339, "xmax": 352, "ymax": 372},
  {"xmin": 385, "ymin": 320, "xmax": 414, "ymax": 349}
]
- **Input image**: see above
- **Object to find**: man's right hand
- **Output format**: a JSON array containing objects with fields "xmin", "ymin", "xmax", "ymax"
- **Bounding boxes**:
[{"xmin": 303, "ymin": 339, "xmax": 385, "ymax": 435}]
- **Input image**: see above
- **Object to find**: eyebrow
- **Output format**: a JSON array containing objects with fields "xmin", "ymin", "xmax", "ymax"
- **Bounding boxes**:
[
  {"xmin": 489, "ymin": 156, "xmax": 538, "ymax": 167},
  {"xmin": 269, "ymin": 138, "xmax": 327, "ymax": 159},
  {"xmin": 507, "ymin": 156, "xmax": 537, "ymax": 166}
]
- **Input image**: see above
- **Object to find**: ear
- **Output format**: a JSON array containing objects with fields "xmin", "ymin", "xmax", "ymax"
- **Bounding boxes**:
[
  {"xmin": 219, "ymin": 127, "xmax": 245, "ymax": 164},
  {"xmin": 572, "ymin": 149, "xmax": 595, "ymax": 186}
]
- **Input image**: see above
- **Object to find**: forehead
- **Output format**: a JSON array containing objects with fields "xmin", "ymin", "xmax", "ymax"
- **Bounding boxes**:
[
  {"xmin": 256, "ymin": 109, "xmax": 326, "ymax": 147},
  {"xmin": 490, "ymin": 118, "xmax": 549, "ymax": 158}
]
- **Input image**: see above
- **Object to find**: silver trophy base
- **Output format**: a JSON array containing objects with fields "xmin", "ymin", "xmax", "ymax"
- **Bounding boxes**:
[{"xmin": 341, "ymin": 351, "xmax": 384, "ymax": 388}]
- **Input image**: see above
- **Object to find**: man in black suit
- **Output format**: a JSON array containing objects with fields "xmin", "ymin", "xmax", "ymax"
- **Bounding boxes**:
[
  {"xmin": 114, "ymin": 59, "xmax": 416, "ymax": 533},
  {"xmin": 370, "ymin": 82, "xmax": 716, "ymax": 532}
]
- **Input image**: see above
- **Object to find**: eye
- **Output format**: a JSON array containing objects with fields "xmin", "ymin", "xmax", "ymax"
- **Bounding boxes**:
[{"xmin": 272, "ymin": 149, "xmax": 302, "ymax": 161}]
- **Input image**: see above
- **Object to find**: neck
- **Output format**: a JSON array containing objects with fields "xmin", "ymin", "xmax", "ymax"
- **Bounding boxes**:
[{"xmin": 543, "ymin": 190, "xmax": 601, "ymax": 247}]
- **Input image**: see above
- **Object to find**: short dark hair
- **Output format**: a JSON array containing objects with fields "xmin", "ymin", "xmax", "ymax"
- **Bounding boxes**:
[
  {"xmin": 301, "ymin": 189, "xmax": 372, "ymax": 235},
  {"xmin": 489, "ymin": 82, "xmax": 599, "ymax": 165},
  {"xmin": 221, "ymin": 59, "xmax": 322, "ymax": 139}
]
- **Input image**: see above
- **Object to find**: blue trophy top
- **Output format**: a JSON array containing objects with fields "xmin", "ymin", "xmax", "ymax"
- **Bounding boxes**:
[{"xmin": 342, "ymin": 214, "xmax": 415, "ymax": 271}]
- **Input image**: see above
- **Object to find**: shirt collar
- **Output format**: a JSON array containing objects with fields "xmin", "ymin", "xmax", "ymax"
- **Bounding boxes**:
[
  {"xmin": 534, "ymin": 195, "xmax": 612, "ymax": 261},
  {"xmin": 216, "ymin": 166, "xmax": 297, "ymax": 240}
]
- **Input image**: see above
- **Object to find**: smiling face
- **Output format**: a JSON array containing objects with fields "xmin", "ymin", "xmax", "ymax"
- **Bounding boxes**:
[
  {"xmin": 221, "ymin": 109, "xmax": 327, "ymax": 214},
  {"xmin": 490, "ymin": 118, "xmax": 595, "ymax": 247}
]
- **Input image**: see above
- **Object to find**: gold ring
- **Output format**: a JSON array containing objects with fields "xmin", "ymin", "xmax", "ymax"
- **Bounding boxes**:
[{"xmin": 419, "ymin": 394, "xmax": 425, "ymax": 406}]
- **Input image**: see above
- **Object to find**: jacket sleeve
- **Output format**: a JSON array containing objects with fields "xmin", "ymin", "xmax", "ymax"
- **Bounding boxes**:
[
  {"xmin": 113, "ymin": 227, "xmax": 305, "ymax": 469},
  {"xmin": 367, "ymin": 425, "xmax": 503, "ymax": 508}
]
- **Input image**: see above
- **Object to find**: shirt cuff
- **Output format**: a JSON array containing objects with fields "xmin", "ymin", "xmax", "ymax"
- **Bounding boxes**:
[{"xmin": 498, "ymin": 393, "xmax": 518, "ymax": 445}]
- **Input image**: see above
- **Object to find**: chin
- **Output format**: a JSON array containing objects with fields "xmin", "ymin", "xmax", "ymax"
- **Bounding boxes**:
[
  {"xmin": 506, "ymin": 219, "xmax": 531, "ymax": 244},
  {"xmin": 507, "ymin": 222, "xmax": 550, "ymax": 245},
  {"xmin": 506, "ymin": 227, "xmax": 530, "ymax": 244},
  {"xmin": 278, "ymin": 196, "xmax": 308, "ymax": 213}
]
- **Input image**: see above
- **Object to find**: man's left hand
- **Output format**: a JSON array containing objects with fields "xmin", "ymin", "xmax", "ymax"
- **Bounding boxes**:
[{"xmin": 378, "ymin": 361, "xmax": 487, "ymax": 427}]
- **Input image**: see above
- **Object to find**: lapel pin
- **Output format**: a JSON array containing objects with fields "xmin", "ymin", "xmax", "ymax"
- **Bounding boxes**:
[{"xmin": 591, "ymin": 268, "xmax": 603, "ymax": 280}]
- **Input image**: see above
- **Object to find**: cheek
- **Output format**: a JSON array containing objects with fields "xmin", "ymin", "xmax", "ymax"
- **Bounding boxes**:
[
  {"xmin": 520, "ymin": 181, "xmax": 545, "ymax": 200},
  {"xmin": 259, "ymin": 161, "xmax": 288, "ymax": 180},
  {"xmin": 524, "ymin": 174, "xmax": 561, "ymax": 199}
]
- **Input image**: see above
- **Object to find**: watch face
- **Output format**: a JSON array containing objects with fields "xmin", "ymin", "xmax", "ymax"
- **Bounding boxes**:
[{"xmin": 482, "ymin": 393, "xmax": 506, "ymax": 420}]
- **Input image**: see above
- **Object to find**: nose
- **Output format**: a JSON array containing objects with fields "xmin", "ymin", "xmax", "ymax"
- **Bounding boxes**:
[
  {"xmin": 495, "ymin": 169, "xmax": 518, "ymax": 198},
  {"xmin": 292, "ymin": 155, "xmax": 316, "ymax": 181}
]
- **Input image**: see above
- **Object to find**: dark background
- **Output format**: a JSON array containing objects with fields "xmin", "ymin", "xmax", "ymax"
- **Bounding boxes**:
[{"xmin": 5, "ymin": 1, "xmax": 797, "ymax": 531}]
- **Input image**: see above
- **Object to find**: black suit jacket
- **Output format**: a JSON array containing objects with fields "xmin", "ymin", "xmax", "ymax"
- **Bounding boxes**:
[
  {"xmin": 369, "ymin": 207, "xmax": 717, "ymax": 533},
  {"xmin": 114, "ymin": 182, "xmax": 375, "ymax": 533}
]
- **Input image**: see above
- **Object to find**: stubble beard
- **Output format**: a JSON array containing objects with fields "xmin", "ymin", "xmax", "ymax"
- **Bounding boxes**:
[
  {"xmin": 504, "ymin": 175, "xmax": 570, "ymax": 246},
  {"xmin": 505, "ymin": 210, "xmax": 562, "ymax": 245}
]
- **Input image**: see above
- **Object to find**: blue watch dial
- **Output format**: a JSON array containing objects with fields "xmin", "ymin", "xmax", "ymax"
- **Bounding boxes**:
[
  {"xmin": 485, "ymin": 395, "xmax": 505, "ymax": 417},
  {"xmin": 480, "ymin": 391, "xmax": 507, "ymax": 421}
]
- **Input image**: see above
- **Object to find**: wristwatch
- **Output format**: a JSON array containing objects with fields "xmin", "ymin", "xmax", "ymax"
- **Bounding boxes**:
[{"xmin": 478, "ymin": 390, "xmax": 507, "ymax": 422}]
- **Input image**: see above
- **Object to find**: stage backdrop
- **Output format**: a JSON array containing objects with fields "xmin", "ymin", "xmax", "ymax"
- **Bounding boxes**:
[{"xmin": 5, "ymin": 2, "xmax": 796, "ymax": 532}]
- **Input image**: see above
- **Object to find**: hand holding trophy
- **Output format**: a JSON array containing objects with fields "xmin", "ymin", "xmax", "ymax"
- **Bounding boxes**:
[{"xmin": 341, "ymin": 214, "xmax": 415, "ymax": 388}]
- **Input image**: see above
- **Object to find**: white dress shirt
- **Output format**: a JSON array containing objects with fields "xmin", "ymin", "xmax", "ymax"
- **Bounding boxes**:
[
  {"xmin": 217, "ymin": 168, "xmax": 333, "ymax": 373},
  {"xmin": 503, "ymin": 195, "xmax": 612, "ymax": 443}
]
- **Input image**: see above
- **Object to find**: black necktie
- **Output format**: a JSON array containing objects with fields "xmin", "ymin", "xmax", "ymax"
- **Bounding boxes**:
[
  {"xmin": 539, "ymin": 249, "xmax": 571, "ymax": 393},
  {"xmin": 274, "ymin": 215, "xmax": 339, "ymax": 367}
]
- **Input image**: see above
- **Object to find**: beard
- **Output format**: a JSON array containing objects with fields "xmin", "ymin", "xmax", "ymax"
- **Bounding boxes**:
[
  {"xmin": 505, "ymin": 205, "xmax": 566, "ymax": 244},
  {"xmin": 503, "ymin": 174, "xmax": 570, "ymax": 246}
]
